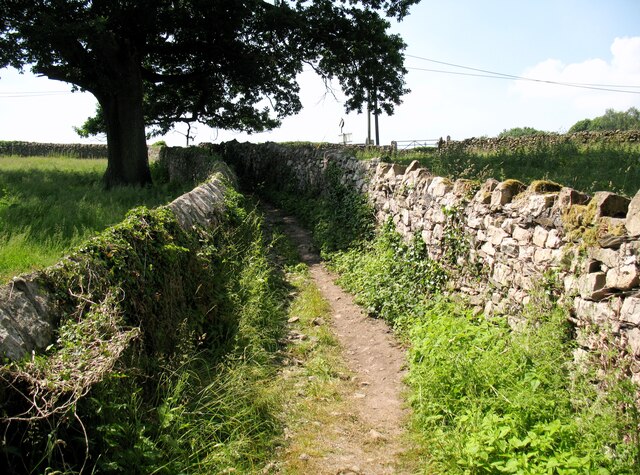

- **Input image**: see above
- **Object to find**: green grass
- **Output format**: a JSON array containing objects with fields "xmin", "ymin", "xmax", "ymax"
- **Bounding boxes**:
[
  {"xmin": 0, "ymin": 156, "xmax": 190, "ymax": 281},
  {"xmin": 357, "ymin": 141, "xmax": 640, "ymax": 196},
  {"xmin": 329, "ymin": 224, "xmax": 640, "ymax": 474}
]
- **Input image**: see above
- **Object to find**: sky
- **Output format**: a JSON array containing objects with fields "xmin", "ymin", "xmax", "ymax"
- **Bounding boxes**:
[{"xmin": 0, "ymin": 0, "xmax": 639, "ymax": 147}]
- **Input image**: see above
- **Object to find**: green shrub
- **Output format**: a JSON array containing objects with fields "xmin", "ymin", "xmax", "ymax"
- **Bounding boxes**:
[{"xmin": 331, "ymin": 221, "xmax": 446, "ymax": 325}]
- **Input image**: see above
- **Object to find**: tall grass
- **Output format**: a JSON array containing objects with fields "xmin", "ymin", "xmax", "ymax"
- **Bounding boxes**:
[
  {"xmin": 81, "ymin": 202, "xmax": 291, "ymax": 474},
  {"xmin": 0, "ymin": 156, "xmax": 189, "ymax": 281},
  {"xmin": 358, "ymin": 141, "xmax": 640, "ymax": 196}
]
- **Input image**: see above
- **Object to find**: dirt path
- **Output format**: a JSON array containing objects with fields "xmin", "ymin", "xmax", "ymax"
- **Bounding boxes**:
[{"xmin": 264, "ymin": 204, "xmax": 414, "ymax": 475}]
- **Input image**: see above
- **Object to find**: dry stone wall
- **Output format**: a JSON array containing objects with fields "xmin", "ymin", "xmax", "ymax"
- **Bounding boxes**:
[
  {"xmin": 0, "ymin": 141, "xmax": 165, "ymax": 161},
  {"xmin": 0, "ymin": 167, "xmax": 233, "ymax": 361},
  {"xmin": 439, "ymin": 130, "xmax": 640, "ymax": 154},
  {"xmin": 217, "ymin": 141, "xmax": 640, "ymax": 385},
  {"xmin": 0, "ymin": 141, "xmax": 109, "ymax": 158}
]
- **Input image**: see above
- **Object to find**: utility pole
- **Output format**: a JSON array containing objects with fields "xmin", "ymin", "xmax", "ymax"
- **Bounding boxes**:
[
  {"xmin": 367, "ymin": 91, "xmax": 372, "ymax": 145},
  {"xmin": 374, "ymin": 88, "xmax": 380, "ymax": 146}
]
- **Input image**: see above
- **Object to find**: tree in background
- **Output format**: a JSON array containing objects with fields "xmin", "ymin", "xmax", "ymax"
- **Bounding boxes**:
[
  {"xmin": 0, "ymin": 0, "xmax": 418, "ymax": 187},
  {"xmin": 569, "ymin": 107, "xmax": 640, "ymax": 133},
  {"xmin": 498, "ymin": 126, "xmax": 549, "ymax": 138}
]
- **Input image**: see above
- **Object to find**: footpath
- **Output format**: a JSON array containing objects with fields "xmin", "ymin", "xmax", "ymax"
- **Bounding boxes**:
[{"xmin": 264, "ymin": 204, "xmax": 416, "ymax": 474}]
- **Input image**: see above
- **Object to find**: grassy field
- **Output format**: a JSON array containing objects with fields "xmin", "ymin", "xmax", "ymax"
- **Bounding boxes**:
[
  {"xmin": 357, "ymin": 141, "xmax": 640, "ymax": 197},
  {"xmin": 0, "ymin": 156, "xmax": 190, "ymax": 282}
]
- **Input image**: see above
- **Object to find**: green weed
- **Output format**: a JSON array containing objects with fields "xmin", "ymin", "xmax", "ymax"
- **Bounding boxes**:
[{"xmin": 328, "ymin": 223, "xmax": 640, "ymax": 473}]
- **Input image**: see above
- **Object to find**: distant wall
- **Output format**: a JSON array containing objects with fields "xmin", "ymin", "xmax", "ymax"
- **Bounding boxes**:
[
  {"xmin": 0, "ymin": 141, "xmax": 108, "ymax": 158},
  {"xmin": 440, "ymin": 130, "xmax": 640, "ymax": 153},
  {"xmin": 0, "ymin": 141, "xmax": 165, "ymax": 161},
  {"xmin": 157, "ymin": 146, "xmax": 233, "ymax": 183}
]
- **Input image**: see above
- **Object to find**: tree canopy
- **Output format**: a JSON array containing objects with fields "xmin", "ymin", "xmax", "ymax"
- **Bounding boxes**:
[
  {"xmin": 568, "ymin": 107, "xmax": 640, "ymax": 133},
  {"xmin": 497, "ymin": 126, "xmax": 549, "ymax": 138},
  {"xmin": 0, "ymin": 0, "xmax": 420, "ymax": 186}
]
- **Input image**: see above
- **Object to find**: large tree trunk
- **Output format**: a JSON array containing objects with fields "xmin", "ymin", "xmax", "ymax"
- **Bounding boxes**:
[{"xmin": 98, "ymin": 55, "xmax": 152, "ymax": 188}]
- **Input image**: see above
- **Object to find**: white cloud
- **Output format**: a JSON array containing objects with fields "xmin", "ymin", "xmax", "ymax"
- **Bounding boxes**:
[{"xmin": 510, "ymin": 36, "xmax": 640, "ymax": 114}]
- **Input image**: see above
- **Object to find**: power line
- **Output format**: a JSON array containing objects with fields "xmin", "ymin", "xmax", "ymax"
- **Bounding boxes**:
[{"xmin": 405, "ymin": 54, "xmax": 640, "ymax": 94}]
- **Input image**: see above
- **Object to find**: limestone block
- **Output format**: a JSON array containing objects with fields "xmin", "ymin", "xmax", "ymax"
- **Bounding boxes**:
[
  {"xmin": 624, "ymin": 328, "xmax": 640, "ymax": 356},
  {"xmin": 533, "ymin": 247, "xmax": 553, "ymax": 265},
  {"xmin": 453, "ymin": 179, "xmax": 476, "ymax": 197},
  {"xmin": 491, "ymin": 180, "xmax": 526, "ymax": 207},
  {"xmin": 588, "ymin": 247, "xmax": 620, "ymax": 269},
  {"xmin": 441, "ymin": 193, "xmax": 463, "ymax": 209},
  {"xmin": 0, "ymin": 277, "xmax": 54, "ymax": 361},
  {"xmin": 500, "ymin": 218, "xmax": 515, "ymax": 234},
  {"xmin": 591, "ymin": 191, "xmax": 630, "ymax": 219},
  {"xmin": 480, "ymin": 241, "xmax": 496, "ymax": 257},
  {"xmin": 428, "ymin": 177, "xmax": 454, "ymax": 197},
  {"xmin": 418, "ymin": 193, "xmax": 434, "ymax": 209},
  {"xmin": 621, "ymin": 241, "xmax": 640, "ymax": 257},
  {"xmin": 411, "ymin": 214, "xmax": 424, "ymax": 230},
  {"xmin": 599, "ymin": 234, "xmax": 633, "ymax": 250},
  {"xmin": 550, "ymin": 249, "xmax": 563, "ymax": 266},
  {"xmin": 384, "ymin": 163, "xmax": 406, "ymax": 182},
  {"xmin": 626, "ymin": 189, "xmax": 640, "ymax": 236},
  {"xmin": 375, "ymin": 162, "xmax": 391, "ymax": 180},
  {"xmin": 484, "ymin": 300, "xmax": 494, "ymax": 315},
  {"xmin": 403, "ymin": 160, "xmax": 421, "ymax": 176},
  {"xmin": 467, "ymin": 215, "xmax": 484, "ymax": 229},
  {"xmin": 574, "ymin": 297, "xmax": 618, "ymax": 326},
  {"xmin": 500, "ymin": 238, "xmax": 519, "ymax": 258},
  {"xmin": 518, "ymin": 245, "xmax": 535, "ymax": 262},
  {"xmin": 473, "ymin": 178, "xmax": 499, "ymax": 205},
  {"xmin": 605, "ymin": 264, "xmax": 639, "ymax": 290},
  {"xmin": 517, "ymin": 193, "xmax": 557, "ymax": 218},
  {"xmin": 532, "ymin": 226, "xmax": 549, "ymax": 248},
  {"xmin": 512, "ymin": 226, "xmax": 533, "ymax": 244},
  {"xmin": 577, "ymin": 272, "xmax": 607, "ymax": 300},
  {"xmin": 492, "ymin": 263, "xmax": 512, "ymax": 287},
  {"xmin": 620, "ymin": 296, "xmax": 640, "ymax": 325},
  {"xmin": 431, "ymin": 206, "xmax": 446, "ymax": 224},
  {"xmin": 545, "ymin": 229, "xmax": 562, "ymax": 249},
  {"xmin": 421, "ymin": 229, "xmax": 432, "ymax": 243},
  {"xmin": 507, "ymin": 288, "xmax": 527, "ymax": 303},
  {"xmin": 406, "ymin": 169, "xmax": 431, "ymax": 188},
  {"xmin": 477, "ymin": 229, "xmax": 487, "ymax": 242},
  {"xmin": 487, "ymin": 225, "xmax": 508, "ymax": 246},
  {"xmin": 564, "ymin": 274, "xmax": 578, "ymax": 294},
  {"xmin": 401, "ymin": 209, "xmax": 411, "ymax": 226},
  {"xmin": 520, "ymin": 273, "xmax": 536, "ymax": 291},
  {"xmin": 418, "ymin": 177, "xmax": 434, "ymax": 194},
  {"xmin": 433, "ymin": 223, "xmax": 444, "ymax": 240}
]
